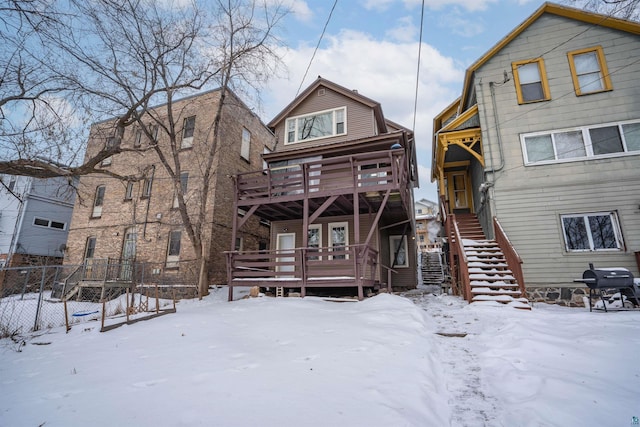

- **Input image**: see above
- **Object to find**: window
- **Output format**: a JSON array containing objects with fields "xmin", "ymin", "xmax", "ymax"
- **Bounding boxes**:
[
  {"xmin": 561, "ymin": 212, "xmax": 623, "ymax": 252},
  {"xmin": 234, "ymin": 237, "xmax": 243, "ymax": 252},
  {"xmin": 173, "ymin": 172, "xmax": 188, "ymax": 208},
  {"xmin": 521, "ymin": 119, "xmax": 640, "ymax": 165},
  {"xmin": 568, "ymin": 46, "xmax": 612, "ymax": 95},
  {"xmin": 285, "ymin": 107, "xmax": 346, "ymax": 144},
  {"xmin": 33, "ymin": 217, "xmax": 66, "ymax": 230},
  {"xmin": 92, "ymin": 185, "xmax": 105, "ymax": 218},
  {"xmin": 142, "ymin": 177, "xmax": 153, "ymax": 198},
  {"xmin": 149, "ymin": 124, "xmax": 159, "ymax": 143},
  {"xmin": 512, "ymin": 59, "xmax": 551, "ymax": 104},
  {"xmin": 241, "ymin": 128, "xmax": 251, "ymax": 161},
  {"xmin": 262, "ymin": 146, "xmax": 272, "ymax": 171},
  {"xmin": 102, "ymin": 137, "xmax": 117, "ymax": 166},
  {"xmin": 134, "ymin": 128, "xmax": 142, "ymax": 148},
  {"xmin": 166, "ymin": 230, "xmax": 181, "ymax": 267},
  {"xmin": 181, "ymin": 116, "xmax": 196, "ymax": 148},
  {"xmin": 125, "ymin": 182, "xmax": 134, "ymax": 200},
  {"xmin": 8, "ymin": 176, "xmax": 16, "ymax": 192},
  {"xmin": 84, "ymin": 237, "xmax": 96, "ymax": 260},
  {"xmin": 328, "ymin": 222, "xmax": 348, "ymax": 260},
  {"xmin": 308, "ymin": 225, "xmax": 322, "ymax": 260},
  {"xmin": 390, "ymin": 235, "xmax": 409, "ymax": 268}
]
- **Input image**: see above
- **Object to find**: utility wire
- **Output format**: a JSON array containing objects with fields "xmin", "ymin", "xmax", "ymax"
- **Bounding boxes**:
[
  {"xmin": 412, "ymin": 0, "xmax": 425, "ymax": 134},
  {"xmin": 296, "ymin": 0, "xmax": 339, "ymax": 97}
]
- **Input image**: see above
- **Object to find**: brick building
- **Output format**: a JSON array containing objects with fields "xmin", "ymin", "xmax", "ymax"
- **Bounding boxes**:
[{"xmin": 65, "ymin": 89, "xmax": 275, "ymax": 295}]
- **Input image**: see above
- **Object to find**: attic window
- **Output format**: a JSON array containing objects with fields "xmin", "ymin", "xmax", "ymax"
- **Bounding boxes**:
[
  {"xmin": 318, "ymin": 88, "xmax": 325, "ymax": 96},
  {"xmin": 285, "ymin": 107, "xmax": 347, "ymax": 145}
]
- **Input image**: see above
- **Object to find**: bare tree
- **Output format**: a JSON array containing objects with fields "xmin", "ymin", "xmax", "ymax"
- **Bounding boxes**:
[{"xmin": 563, "ymin": 0, "xmax": 640, "ymax": 21}]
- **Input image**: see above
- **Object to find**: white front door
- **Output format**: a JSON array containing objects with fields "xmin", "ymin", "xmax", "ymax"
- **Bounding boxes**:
[{"xmin": 276, "ymin": 233, "xmax": 296, "ymax": 274}]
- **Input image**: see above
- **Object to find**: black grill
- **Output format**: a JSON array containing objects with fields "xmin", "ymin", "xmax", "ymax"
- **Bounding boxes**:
[{"xmin": 575, "ymin": 263, "xmax": 638, "ymax": 312}]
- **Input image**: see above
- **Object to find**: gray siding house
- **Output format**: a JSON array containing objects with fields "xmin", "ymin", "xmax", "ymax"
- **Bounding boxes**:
[
  {"xmin": 0, "ymin": 175, "xmax": 76, "ymax": 268},
  {"xmin": 432, "ymin": 3, "xmax": 640, "ymax": 305}
]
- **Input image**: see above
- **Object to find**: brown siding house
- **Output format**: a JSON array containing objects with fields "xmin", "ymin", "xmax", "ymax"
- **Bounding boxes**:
[{"xmin": 226, "ymin": 77, "xmax": 419, "ymax": 300}]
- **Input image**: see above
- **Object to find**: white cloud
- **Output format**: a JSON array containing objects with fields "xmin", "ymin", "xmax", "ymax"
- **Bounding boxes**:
[
  {"xmin": 438, "ymin": 10, "xmax": 485, "ymax": 37},
  {"xmin": 425, "ymin": 0, "xmax": 498, "ymax": 12},
  {"xmin": 283, "ymin": 0, "xmax": 313, "ymax": 22},
  {"xmin": 385, "ymin": 16, "xmax": 418, "ymax": 42}
]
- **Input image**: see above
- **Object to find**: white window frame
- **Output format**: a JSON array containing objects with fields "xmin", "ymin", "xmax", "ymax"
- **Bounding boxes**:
[
  {"xmin": 285, "ymin": 107, "xmax": 347, "ymax": 145},
  {"xmin": 389, "ymin": 235, "xmax": 409, "ymax": 268},
  {"xmin": 173, "ymin": 172, "xmax": 188, "ymax": 208},
  {"xmin": 181, "ymin": 116, "xmax": 196, "ymax": 149},
  {"xmin": 328, "ymin": 221, "xmax": 349, "ymax": 260},
  {"xmin": 166, "ymin": 230, "xmax": 182, "ymax": 268},
  {"xmin": 307, "ymin": 224, "xmax": 322, "ymax": 261},
  {"xmin": 560, "ymin": 211, "xmax": 623, "ymax": 252},
  {"xmin": 241, "ymin": 127, "xmax": 251, "ymax": 161},
  {"xmin": 33, "ymin": 217, "xmax": 66, "ymax": 230},
  {"xmin": 92, "ymin": 185, "xmax": 105, "ymax": 218},
  {"xmin": 521, "ymin": 118, "xmax": 640, "ymax": 165}
]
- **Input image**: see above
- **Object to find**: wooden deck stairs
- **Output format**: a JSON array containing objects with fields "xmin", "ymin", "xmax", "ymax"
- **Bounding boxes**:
[
  {"xmin": 420, "ymin": 251, "xmax": 445, "ymax": 286},
  {"xmin": 455, "ymin": 214, "xmax": 530, "ymax": 310}
]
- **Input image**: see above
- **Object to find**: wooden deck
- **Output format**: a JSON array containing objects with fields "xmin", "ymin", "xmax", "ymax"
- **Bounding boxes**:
[{"xmin": 226, "ymin": 244, "xmax": 381, "ymax": 300}]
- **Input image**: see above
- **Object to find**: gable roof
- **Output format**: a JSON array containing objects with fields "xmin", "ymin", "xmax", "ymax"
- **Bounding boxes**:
[
  {"xmin": 267, "ymin": 77, "xmax": 388, "ymax": 134},
  {"xmin": 459, "ymin": 2, "xmax": 640, "ymax": 110}
]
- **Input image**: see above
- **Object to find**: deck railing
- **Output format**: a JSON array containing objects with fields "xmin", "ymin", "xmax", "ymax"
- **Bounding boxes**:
[
  {"xmin": 236, "ymin": 149, "xmax": 408, "ymax": 203},
  {"xmin": 493, "ymin": 217, "xmax": 527, "ymax": 298},
  {"xmin": 226, "ymin": 244, "xmax": 379, "ymax": 299}
]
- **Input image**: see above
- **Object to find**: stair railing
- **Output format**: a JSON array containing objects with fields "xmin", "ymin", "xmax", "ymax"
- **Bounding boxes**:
[
  {"xmin": 493, "ymin": 217, "xmax": 527, "ymax": 298},
  {"xmin": 452, "ymin": 218, "xmax": 472, "ymax": 302}
]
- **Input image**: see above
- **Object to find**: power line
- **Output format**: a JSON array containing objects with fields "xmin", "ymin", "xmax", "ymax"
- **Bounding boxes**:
[
  {"xmin": 296, "ymin": 0, "xmax": 339, "ymax": 97},
  {"xmin": 412, "ymin": 0, "xmax": 426, "ymax": 134}
]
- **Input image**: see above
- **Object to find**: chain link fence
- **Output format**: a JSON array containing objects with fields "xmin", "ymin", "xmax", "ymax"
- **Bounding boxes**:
[{"xmin": 0, "ymin": 261, "xmax": 199, "ymax": 339}]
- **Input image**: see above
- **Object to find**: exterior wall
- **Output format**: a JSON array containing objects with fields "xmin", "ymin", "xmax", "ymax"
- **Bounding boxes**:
[
  {"xmin": 270, "ymin": 215, "xmax": 381, "ymax": 282},
  {"xmin": 475, "ymin": 13, "xmax": 640, "ymax": 289},
  {"xmin": 272, "ymin": 86, "xmax": 377, "ymax": 151},
  {"xmin": 0, "ymin": 175, "xmax": 75, "ymax": 267},
  {"xmin": 65, "ymin": 90, "xmax": 275, "ymax": 290}
]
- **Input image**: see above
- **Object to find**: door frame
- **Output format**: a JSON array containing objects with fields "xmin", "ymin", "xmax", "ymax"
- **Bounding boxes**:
[{"xmin": 445, "ymin": 170, "xmax": 473, "ymax": 214}]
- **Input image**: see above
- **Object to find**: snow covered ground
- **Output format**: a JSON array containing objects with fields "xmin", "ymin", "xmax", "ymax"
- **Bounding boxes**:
[{"xmin": 1, "ymin": 287, "xmax": 639, "ymax": 427}]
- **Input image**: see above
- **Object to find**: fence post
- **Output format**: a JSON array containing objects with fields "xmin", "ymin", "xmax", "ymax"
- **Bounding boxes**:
[{"xmin": 33, "ymin": 266, "xmax": 47, "ymax": 332}]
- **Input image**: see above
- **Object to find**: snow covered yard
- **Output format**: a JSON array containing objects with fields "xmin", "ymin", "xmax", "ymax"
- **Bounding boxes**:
[{"xmin": 1, "ymin": 288, "xmax": 639, "ymax": 427}]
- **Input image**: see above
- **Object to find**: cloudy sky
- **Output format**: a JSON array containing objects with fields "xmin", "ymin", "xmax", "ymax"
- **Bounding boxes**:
[{"xmin": 260, "ymin": 0, "xmax": 551, "ymax": 202}]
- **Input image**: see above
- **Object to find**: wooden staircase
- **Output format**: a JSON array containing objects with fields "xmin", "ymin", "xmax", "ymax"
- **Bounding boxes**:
[
  {"xmin": 420, "ymin": 251, "xmax": 444, "ymax": 286},
  {"xmin": 454, "ymin": 214, "xmax": 530, "ymax": 309}
]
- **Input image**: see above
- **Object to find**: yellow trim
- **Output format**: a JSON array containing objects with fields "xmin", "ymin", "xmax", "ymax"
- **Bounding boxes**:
[
  {"xmin": 459, "ymin": 2, "xmax": 640, "ymax": 110},
  {"xmin": 437, "ymin": 128, "xmax": 485, "ymax": 167},
  {"xmin": 512, "ymin": 58, "xmax": 551, "ymax": 104},
  {"xmin": 445, "ymin": 170, "xmax": 474, "ymax": 213},
  {"xmin": 444, "ymin": 161, "xmax": 471, "ymax": 169},
  {"xmin": 567, "ymin": 45, "xmax": 613, "ymax": 96}
]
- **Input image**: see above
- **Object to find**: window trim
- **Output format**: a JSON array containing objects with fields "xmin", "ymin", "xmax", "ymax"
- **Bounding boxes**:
[
  {"xmin": 181, "ymin": 116, "xmax": 196, "ymax": 149},
  {"xmin": 33, "ymin": 217, "xmax": 67, "ymax": 230},
  {"xmin": 389, "ymin": 235, "xmax": 409, "ymax": 268},
  {"xmin": 560, "ymin": 211, "xmax": 623, "ymax": 252},
  {"xmin": 166, "ymin": 230, "xmax": 182, "ymax": 268},
  {"xmin": 141, "ymin": 177, "xmax": 153, "ymax": 199},
  {"xmin": 124, "ymin": 182, "xmax": 134, "ymax": 201},
  {"xmin": 307, "ymin": 224, "xmax": 322, "ymax": 261},
  {"xmin": 521, "ymin": 118, "xmax": 640, "ymax": 165},
  {"xmin": 84, "ymin": 236, "xmax": 97, "ymax": 260},
  {"xmin": 92, "ymin": 185, "xmax": 105, "ymax": 218},
  {"xmin": 328, "ymin": 221, "xmax": 349, "ymax": 260},
  {"xmin": 285, "ymin": 107, "xmax": 347, "ymax": 145},
  {"xmin": 567, "ymin": 46, "xmax": 612, "ymax": 96},
  {"xmin": 512, "ymin": 58, "xmax": 551, "ymax": 104},
  {"xmin": 241, "ymin": 127, "xmax": 251, "ymax": 161}
]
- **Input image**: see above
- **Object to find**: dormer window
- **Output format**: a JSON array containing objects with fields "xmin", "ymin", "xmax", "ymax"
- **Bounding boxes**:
[{"xmin": 285, "ymin": 107, "xmax": 346, "ymax": 144}]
